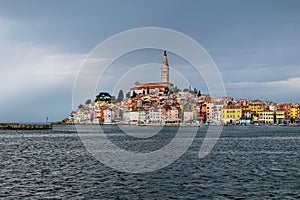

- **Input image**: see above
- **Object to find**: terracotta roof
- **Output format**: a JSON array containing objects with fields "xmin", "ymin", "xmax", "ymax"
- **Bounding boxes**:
[
  {"xmin": 134, "ymin": 85, "xmax": 166, "ymax": 90},
  {"xmin": 134, "ymin": 82, "xmax": 170, "ymax": 86},
  {"xmin": 223, "ymin": 105, "xmax": 242, "ymax": 109}
]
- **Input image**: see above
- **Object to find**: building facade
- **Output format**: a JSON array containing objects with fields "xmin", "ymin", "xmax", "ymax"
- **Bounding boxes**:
[
  {"xmin": 222, "ymin": 105, "xmax": 242, "ymax": 124},
  {"xmin": 258, "ymin": 110, "xmax": 274, "ymax": 124}
]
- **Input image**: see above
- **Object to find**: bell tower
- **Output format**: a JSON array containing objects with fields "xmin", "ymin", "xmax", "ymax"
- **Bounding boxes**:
[{"xmin": 161, "ymin": 51, "xmax": 169, "ymax": 83}]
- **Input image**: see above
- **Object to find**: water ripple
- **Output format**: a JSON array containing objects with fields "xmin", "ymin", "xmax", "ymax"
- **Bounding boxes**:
[{"xmin": 0, "ymin": 125, "xmax": 299, "ymax": 199}]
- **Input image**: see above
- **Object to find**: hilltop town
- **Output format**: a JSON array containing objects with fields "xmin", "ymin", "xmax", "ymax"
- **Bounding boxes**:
[{"xmin": 63, "ymin": 51, "xmax": 300, "ymax": 126}]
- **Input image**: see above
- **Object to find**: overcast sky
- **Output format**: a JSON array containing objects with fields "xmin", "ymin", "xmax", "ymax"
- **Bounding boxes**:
[{"xmin": 0, "ymin": 0, "xmax": 299, "ymax": 122}]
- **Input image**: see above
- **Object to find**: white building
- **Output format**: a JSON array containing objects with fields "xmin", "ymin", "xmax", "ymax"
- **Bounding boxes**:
[
  {"xmin": 258, "ymin": 110, "xmax": 274, "ymax": 124},
  {"xmin": 213, "ymin": 104, "xmax": 224, "ymax": 122},
  {"xmin": 130, "ymin": 111, "xmax": 139, "ymax": 122},
  {"xmin": 138, "ymin": 110, "xmax": 147, "ymax": 123},
  {"xmin": 149, "ymin": 109, "xmax": 160, "ymax": 123},
  {"xmin": 183, "ymin": 111, "xmax": 193, "ymax": 124},
  {"xmin": 122, "ymin": 111, "xmax": 130, "ymax": 122},
  {"xmin": 268, "ymin": 105, "xmax": 276, "ymax": 112},
  {"xmin": 104, "ymin": 109, "xmax": 114, "ymax": 124}
]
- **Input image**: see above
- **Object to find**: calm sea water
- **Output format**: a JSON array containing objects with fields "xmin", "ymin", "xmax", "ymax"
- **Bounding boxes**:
[{"xmin": 0, "ymin": 125, "xmax": 299, "ymax": 199}]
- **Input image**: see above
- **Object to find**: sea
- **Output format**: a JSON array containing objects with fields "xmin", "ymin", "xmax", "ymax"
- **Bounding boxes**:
[{"xmin": 0, "ymin": 125, "xmax": 299, "ymax": 199}]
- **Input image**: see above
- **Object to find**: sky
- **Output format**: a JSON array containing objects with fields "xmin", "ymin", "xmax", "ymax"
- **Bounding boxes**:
[{"xmin": 0, "ymin": 0, "xmax": 299, "ymax": 122}]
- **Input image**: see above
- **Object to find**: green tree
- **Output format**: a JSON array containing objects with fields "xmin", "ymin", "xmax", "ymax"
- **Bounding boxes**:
[
  {"xmin": 78, "ymin": 104, "xmax": 84, "ymax": 109},
  {"xmin": 85, "ymin": 99, "xmax": 92, "ymax": 105},
  {"xmin": 197, "ymin": 90, "xmax": 201, "ymax": 97},
  {"xmin": 164, "ymin": 87, "xmax": 169, "ymax": 94},
  {"xmin": 194, "ymin": 88, "xmax": 198, "ymax": 94},
  {"xmin": 131, "ymin": 91, "xmax": 137, "ymax": 98},
  {"xmin": 117, "ymin": 90, "xmax": 124, "ymax": 102},
  {"xmin": 173, "ymin": 86, "xmax": 181, "ymax": 93},
  {"xmin": 111, "ymin": 96, "xmax": 116, "ymax": 103},
  {"xmin": 126, "ymin": 92, "xmax": 131, "ymax": 98},
  {"xmin": 95, "ymin": 92, "xmax": 112, "ymax": 103}
]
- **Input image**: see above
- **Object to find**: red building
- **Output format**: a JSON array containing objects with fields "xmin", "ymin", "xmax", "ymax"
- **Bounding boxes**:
[{"xmin": 276, "ymin": 103, "xmax": 292, "ymax": 120}]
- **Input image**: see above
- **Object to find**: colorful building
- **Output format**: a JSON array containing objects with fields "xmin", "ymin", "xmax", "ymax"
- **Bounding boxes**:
[
  {"xmin": 206, "ymin": 103, "xmax": 214, "ymax": 121},
  {"xmin": 166, "ymin": 107, "xmax": 180, "ymax": 124},
  {"xmin": 248, "ymin": 100, "xmax": 262, "ymax": 116},
  {"xmin": 104, "ymin": 109, "xmax": 114, "ymax": 124},
  {"xmin": 290, "ymin": 107, "xmax": 297, "ymax": 119},
  {"xmin": 275, "ymin": 110, "xmax": 285, "ymax": 123},
  {"xmin": 258, "ymin": 110, "xmax": 274, "ymax": 124},
  {"xmin": 138, "ymin": 110, "xmax": 147, "ymax": 124},
  {"xmin": 183, "ymin": 111, "xmax": 193, "ymax": 124},
  {"xmin": 213, "ymin": 104, "xmax": 224, "ymax": 123},
  {"xmin": 242, "ymin": 107, "xmax": 252, "ymax": 119},
  {"xmin": 277, "ymin": 103, "xmax": 291, "ymax": 120},
  {"xmin": 222, "ymin": 105, "xmax": 242, "ymax": 124}
]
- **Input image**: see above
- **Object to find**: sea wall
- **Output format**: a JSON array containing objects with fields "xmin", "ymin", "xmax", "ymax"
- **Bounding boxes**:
[{"xmin": 0, "ymin": 123, "xmax": 52, "ymax": 130}]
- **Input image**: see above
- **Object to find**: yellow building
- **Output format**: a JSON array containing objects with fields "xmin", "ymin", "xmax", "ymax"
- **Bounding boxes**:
[
  {"xmin": 222, "ymin": 106, "xmax": 242, "ymax": 124},
  {"xmin": 248, "ymin": 100, "xmax": 262, "ymax": 116},
  {"xmin": 290, "ymin": 107, "xmax": 297, "ymax": 118},
  {"xmin": 252, "ymin": 115, "xmax": 258, "ymax": 122},
  {"xmin": 242, "ymin": 106, "xmax": 251, "ymax": 111}
]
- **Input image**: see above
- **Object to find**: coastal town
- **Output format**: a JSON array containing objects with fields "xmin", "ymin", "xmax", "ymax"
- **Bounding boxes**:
[{"xmin": 64, "ymin": 51, "xmax": 300, "ymax": 126}]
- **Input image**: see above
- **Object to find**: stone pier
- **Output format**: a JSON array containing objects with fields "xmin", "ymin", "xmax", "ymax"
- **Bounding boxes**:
[{"xmin": 0, "ymin": 123, "xmax": 52, "ymax": 130}]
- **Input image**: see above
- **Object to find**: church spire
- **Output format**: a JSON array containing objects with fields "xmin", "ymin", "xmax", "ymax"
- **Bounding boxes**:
[
  {"xmin": 163, "ymin": 51, "xmax": 169, "ymax": 66},
  {"xmin": 161, "ymin": 50, "xmax": 169, "ymax": 83}
]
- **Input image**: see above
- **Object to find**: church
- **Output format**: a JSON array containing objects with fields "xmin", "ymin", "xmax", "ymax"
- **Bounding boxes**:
[{"xmin": 130, "ymin": 51, "xmax": 173, "ymax": 96}]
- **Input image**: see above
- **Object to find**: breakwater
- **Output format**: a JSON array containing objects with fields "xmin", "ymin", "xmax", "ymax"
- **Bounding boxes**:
[{"xmin": 0, "ymin": 123, "xmax": 52, "ymax": 130}]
